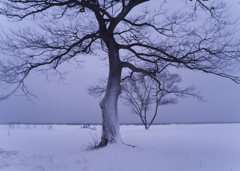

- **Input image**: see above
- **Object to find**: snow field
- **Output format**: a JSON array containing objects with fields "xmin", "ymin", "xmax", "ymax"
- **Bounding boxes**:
[{"xmin": 0, "ymin": 124, "xmax": 240, "ymax": 171}]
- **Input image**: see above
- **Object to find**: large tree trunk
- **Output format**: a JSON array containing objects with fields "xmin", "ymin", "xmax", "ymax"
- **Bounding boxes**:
[{"xmin": 98, "ymin": 39, "xmax": 122, "ymax": 147}]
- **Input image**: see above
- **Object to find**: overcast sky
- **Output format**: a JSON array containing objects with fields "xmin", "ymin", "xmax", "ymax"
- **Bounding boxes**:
[{"xmin": 0, "ymin": 0, "xmax": 240, "ymax": 124}]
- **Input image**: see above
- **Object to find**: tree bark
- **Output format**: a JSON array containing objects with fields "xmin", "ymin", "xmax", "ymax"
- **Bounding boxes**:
[{"xmin": 98, "ymin": 38, "xmax": 122, "ymax": 147}]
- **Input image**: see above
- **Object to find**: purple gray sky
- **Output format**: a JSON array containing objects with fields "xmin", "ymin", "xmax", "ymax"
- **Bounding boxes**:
[{"xmin": 0, "ymin": 0, "xmax": 240, "ymax": 124}]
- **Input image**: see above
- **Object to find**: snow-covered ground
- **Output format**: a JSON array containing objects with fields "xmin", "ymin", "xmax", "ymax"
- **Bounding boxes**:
[{"xmin": 0, "ymin": 124, "xmax": 240, "ymax": 171}]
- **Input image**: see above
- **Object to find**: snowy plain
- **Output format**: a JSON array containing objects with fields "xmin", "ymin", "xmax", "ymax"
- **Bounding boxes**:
[{"xmin": 0, "ymin": 123, "xmax": 240, "ymax": 171}]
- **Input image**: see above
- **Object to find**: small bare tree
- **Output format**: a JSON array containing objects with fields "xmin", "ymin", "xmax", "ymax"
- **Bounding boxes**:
[{"xmin": 121, "ymin": 72, "xmax": 201, "ymax": 129}]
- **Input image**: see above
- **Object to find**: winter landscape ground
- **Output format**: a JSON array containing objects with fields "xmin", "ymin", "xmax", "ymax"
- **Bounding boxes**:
[{"xmin": 0, "ymin": 123, "xmax": 240, "ymax": 171}]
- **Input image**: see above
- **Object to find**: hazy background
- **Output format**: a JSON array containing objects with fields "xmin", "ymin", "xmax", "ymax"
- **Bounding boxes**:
[{"xmin": 0, "ymin": 0, "xmax": 240, "ymax": 124}]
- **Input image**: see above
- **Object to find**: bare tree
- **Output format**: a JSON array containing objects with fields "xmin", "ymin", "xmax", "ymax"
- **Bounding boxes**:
[
  {"xmin": 121, "ymin": 72, "xmax": 202, "ymax": 129},
  {"xmin": 1, "ymin": 0, "xmax": 240, "ymax": 147}
]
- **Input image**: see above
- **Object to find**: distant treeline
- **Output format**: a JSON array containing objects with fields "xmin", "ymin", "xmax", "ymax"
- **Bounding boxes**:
[{"xmin": 1, "ymin": 122, "xmax": 240, "ymax": 125}]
